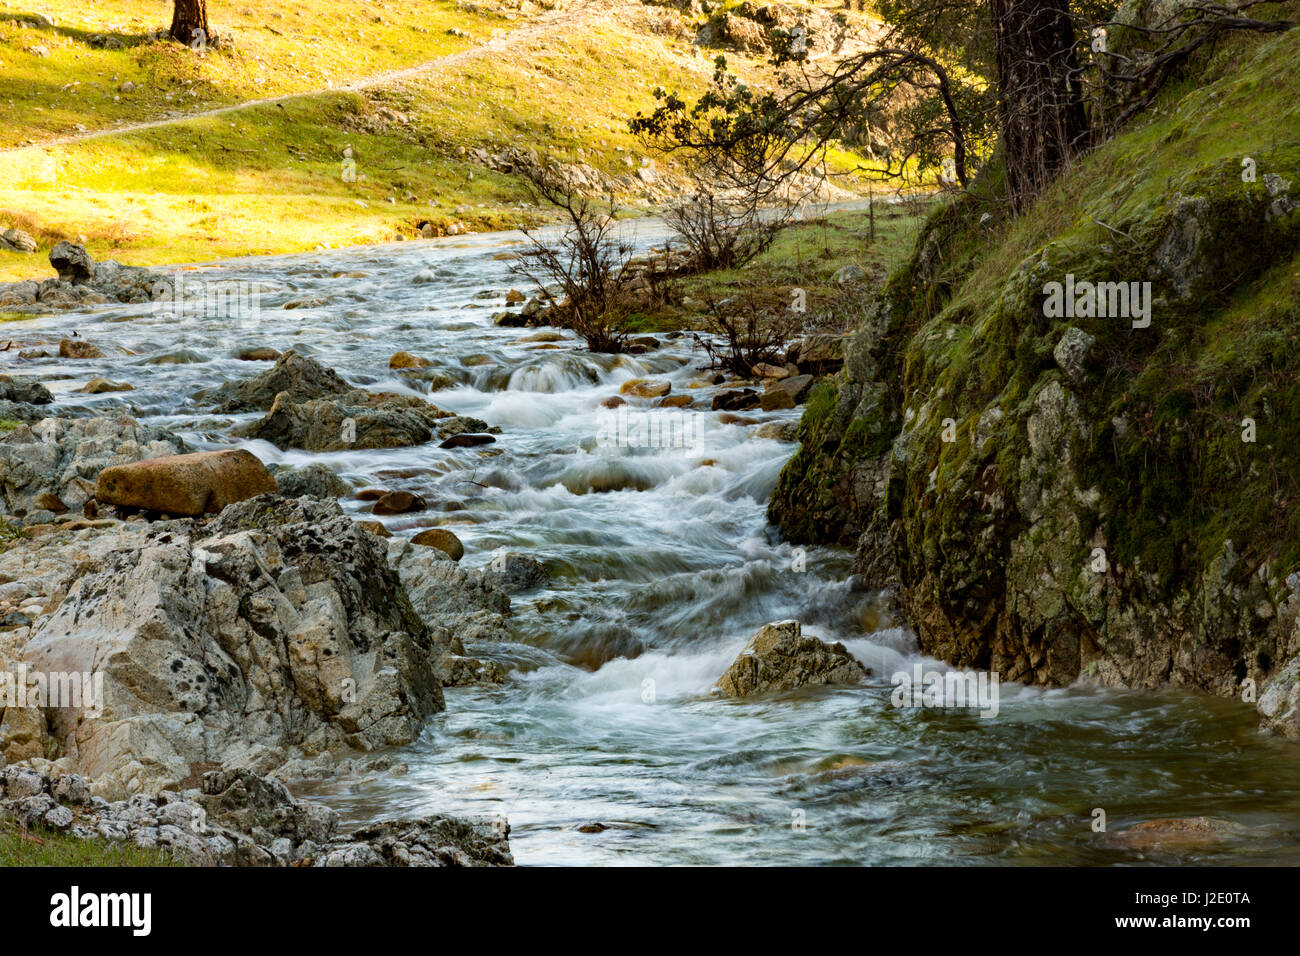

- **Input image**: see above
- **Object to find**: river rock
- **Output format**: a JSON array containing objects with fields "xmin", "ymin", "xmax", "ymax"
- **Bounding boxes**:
[
  {"xmin": 411, "ymin": 528, "xmax": 464, "ymax": 560},
  {"xmin": 483, "ymin": 552, "xmax": 549, "ymax": 593},
  {"xmin": 0, "ymin": 415, "xmax": 190, "ymax": 517},
  {"xmin": 79, "ymin": 378, "xmax": 134, "ymax": 394},
  {"xmin": 373, "ymin": 491, "xmax": 426, "ymax": 515},
  {"xmin": 236, "ymin": 346, "xmax": 282, "ymax": 362},
  {"xmin": 439, "ymin": 433, "xmax": 495, "ymax": 449},
  {"xmin": 236, "ymin": 389, "xmax": 450, "ymax": 452},
  {"xmin": 389, "ymin": 351, "xmax": 432, "ymax": 369},
  {"xmin": 0, "ymin": 376, "xmax": 53, "ymax": 405},
  {"xmin": 15, "ymin": 495, "xmax": 446, "ymax": 797},
  {"xmin": 714, "ymin": 620, "xmax": 871, "ymax": 698},
  {"xmin": 94, "ymin": 449, "xmax": 277, "ymax": 516},
  {"xmin": 620, "ymin": 379, "xmax": 671, "ymax": 399},
  {"xmin": 274, "ymin": 463, "xmax": 350, "ymax": 500},
  {"xmin": 208, "ymin": 349, "xmax": 353, "ymax": 413},
  {"xmin": 755, "ymin": 420, "xmax": 799, "ymax": 442},
  {"xmin": 58, "ymin": 338, "xmax": 102, "ymax": 359},
  {"xmin": 712, "ymin": 388, "xmax": 760, "ymax": 411}
]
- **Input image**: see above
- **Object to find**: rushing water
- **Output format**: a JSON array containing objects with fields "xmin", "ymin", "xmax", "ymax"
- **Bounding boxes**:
[{"xmin": 8, "ymin": 221, "xmax": 1300, "ymax": 866}]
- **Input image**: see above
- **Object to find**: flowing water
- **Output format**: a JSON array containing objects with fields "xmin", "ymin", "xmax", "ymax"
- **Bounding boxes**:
[{"xmin": 9, "ymin": 221, "xmax": 1300, "ymax": 866}]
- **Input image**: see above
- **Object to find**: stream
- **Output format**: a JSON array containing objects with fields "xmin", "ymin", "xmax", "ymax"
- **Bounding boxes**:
[{"xmin": 7, "ymin": 218, "xmax": 1300, "ymax": 866}]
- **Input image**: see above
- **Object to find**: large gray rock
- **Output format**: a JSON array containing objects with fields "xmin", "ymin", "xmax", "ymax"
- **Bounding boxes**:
[
  {"xmin": 207, "ymin": 349, "xmax": 353, "ymax": 413},
  {"xmin": 0, "ymin": 229, "xmax": 37, "ymax": 253},
  {"xmin": 236, "ymin": 389, "xmax": 450, "ymax": 451},
  {"xmin": 714, "ymin": 620, "xmax": 871, "ymax": 698},
  {"xmin": 13, "ymin": 495, "xmax": 445, "ymax": 797},
  {"xmin": 0, "ymin": 415, "xmax": 190, "ymax": 516},
  {"xmin": 0, "ymin": 375, "xmax": 53, "ymax": 406},
  {"xmin": 274, "ymin": 462, "xmax": 351, "ymax": 499},
  {"xmin": 48, "ymin": 241, "xmax": 94, "ymax": 283}
]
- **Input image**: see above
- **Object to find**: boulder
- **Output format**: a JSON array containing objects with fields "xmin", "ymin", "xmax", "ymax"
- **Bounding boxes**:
[
  {"xmin": 236, "ymin": 347, "xmax": 281, "ymax": 362},
  {"xmin": 48, "ymin": 241, "xmax": 95, "ymax": 283},
  {"xmin": 373, "ymin": 491, "xmax": 426, "ymax": 515},
  {"xmin": 58, "ymin": 338, "xmax": 103, "ymax": 359},
  {"xmin": 711, "ymin": 388, "xmax": 760, "ymax": 411},
  {"xmin": 714, "ymin": 620, "xmax": 870, "ymax": 698},
  {"xmin": 389, "ymin": 351, "xmax": 432, "ymax": 369},
  {"xmin": 208, "ymin": 349, "xmax": 353, "ymax": 413},
  {"xmin": 620, "ymin": 379, "xmax": 672, "ymax": 399},
  {"xmin": 79, "ymin": 378, "xmax": 134, "ymax": 394},
  {"xmin": 412, "ymin": 527, "xmax": 464, "ymax": 560},
  {"xmin": 0, "ymin": 228, "xmax": 38, "ymax": 253},
  {"xmin": 236, "ymin": 389, "xmax": 452, "ymax": 452},
  {"xmin": 94, "ymin": 449, "xmax": 277, "ymax": 516},
  {"xmin": 760, "ymin": 389, "xmax": 795, "ymax": 411},
  {"xmin": 18, "ymin": 495, "xmax": 446, "ymax": 796},
  {"xmin": 483, "ymin": 552, "xmax": 549, "ymax": 593},
  {"xmin": 0, "ymin": 376, "xmax": 53, "ymax": 405},
  {"xmin": 274, "ymin": 463, "xmax": 350, "ymax": 500},
  {"xmin": 439, "ymin": 433, "xmax": 495, "ymax": 449},
  {"xmin": 1053, "ymin": 326, "xmax": 1095, "ymax": 385},
  {"xmin": 766, "ymin": 373, "xmax": 813, "ymax": 404}
]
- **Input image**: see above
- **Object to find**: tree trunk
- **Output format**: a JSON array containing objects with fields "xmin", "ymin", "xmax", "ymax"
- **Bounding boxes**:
[
  {"xmin": 991, "ymin": 0, "xmax": 1088, "ymax": 210},
  {"xmin": 170, "ymin": 0, "xmax": 210, "ymax": 46}
]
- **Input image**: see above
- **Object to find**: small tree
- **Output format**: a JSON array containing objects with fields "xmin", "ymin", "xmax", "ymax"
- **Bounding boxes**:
[{"xmin": 509, "ymin": 163, "xmax": 635, "ymax": 353}]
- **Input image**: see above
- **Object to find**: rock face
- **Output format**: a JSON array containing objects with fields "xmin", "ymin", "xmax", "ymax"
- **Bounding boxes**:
[
  {"xmin": 0, "ymin": 766, "xmax": 512, "ymax": 866},
  {"xmin": 94, "ymin": 449, "xmax": 277, "ymax": 515},
  {"xmin": 15, "ymin": 495, "xmax": 446, "ymax": 797},
  {"xmin": 0, "ymin": 416, "xmax": 190, "ymax": 517},
  {"xmin": 207, "ymin": 349, "xmax": 353, "ymax": 413},
  {"xmin": 714, "ymin": 621, "xmax": 870, "ymax": 698}
]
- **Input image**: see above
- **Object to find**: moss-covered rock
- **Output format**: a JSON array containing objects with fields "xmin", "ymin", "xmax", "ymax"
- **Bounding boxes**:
[{"xmin": 768, "ymin": 27, "xmax": 1300, "ymax": 736}]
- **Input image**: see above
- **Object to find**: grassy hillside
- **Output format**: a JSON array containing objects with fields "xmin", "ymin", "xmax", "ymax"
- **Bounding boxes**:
[{"xmin": 0, "ymin": 0, "xmax": 881, "ymax": 280}]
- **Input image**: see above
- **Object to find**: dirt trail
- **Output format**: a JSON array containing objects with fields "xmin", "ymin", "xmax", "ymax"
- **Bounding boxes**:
[{"xmin": 0, "ymin": 0, "xmax": 601, "ymax": 154}]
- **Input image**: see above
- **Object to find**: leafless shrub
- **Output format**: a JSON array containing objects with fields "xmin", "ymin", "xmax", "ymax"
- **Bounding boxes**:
[{"xmin": 509, "ymin": 163, "xmax": 635, "ymax": 353}]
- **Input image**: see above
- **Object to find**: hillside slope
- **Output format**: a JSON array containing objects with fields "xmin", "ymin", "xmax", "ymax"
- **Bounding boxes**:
[
  {"xmin": 0, "ymin": 0, "xmax": 878, "ymax": 279},
  {"xmin": 769, "ymin": 18, "xmax": 1300, "ymax": 738}
]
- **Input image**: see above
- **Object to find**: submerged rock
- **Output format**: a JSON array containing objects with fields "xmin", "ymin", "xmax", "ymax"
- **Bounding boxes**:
[{"xmin": 714, "ymin": 620, "xmax": 871, "ymax": 698}]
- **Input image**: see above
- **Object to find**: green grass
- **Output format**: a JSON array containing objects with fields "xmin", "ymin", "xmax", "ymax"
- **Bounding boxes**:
[
  {"xmin": 0, "ymin": 818, "xmax": 183, "ymax": 866},
  {"xmin": 635, "ymin": 202, "xmax": 928, "ymax": 332}
]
